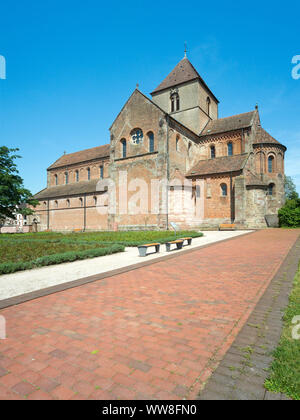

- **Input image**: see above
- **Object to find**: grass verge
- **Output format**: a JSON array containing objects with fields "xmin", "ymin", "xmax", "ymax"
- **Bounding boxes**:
[{"xmin": 264, "ymin": 261, "xmax": 300, "ymax": 400}]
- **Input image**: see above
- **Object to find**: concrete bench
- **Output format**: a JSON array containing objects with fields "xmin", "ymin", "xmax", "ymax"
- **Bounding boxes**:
[
  {"xmin": 165, "ymin": 239, "xmax": 184, "ymax": 252},
  {"xmin": 138, "ymin": 243, "xmax": 160, "ymax": 257},
  {"xmin": 219, "ymin": 224, "xmax": 236, "ymax": 231},
  {"xmin": 179, "ymin": 237, "xmax": 193, "ymax": 246}
]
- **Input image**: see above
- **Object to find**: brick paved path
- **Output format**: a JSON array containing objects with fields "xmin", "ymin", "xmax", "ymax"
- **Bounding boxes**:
[{"xmin": 0, "ymin": 229, "xmax": 299, "ymax": 400}]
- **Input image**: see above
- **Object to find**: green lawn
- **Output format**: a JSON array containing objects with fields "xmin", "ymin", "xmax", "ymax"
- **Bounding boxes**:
[
  {"xmin": 264, "ymin": 261, "xmax": 300, "ymax": 400},
  {"xmin": 0, "ymin": 230, "xmax": 202, "ymax": 246},
  {"xmin": 0, "ymin": 230, "xmax": 203, "ymax": 274}
]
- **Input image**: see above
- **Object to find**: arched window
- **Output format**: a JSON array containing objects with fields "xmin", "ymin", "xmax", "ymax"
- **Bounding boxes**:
[
  {"xmin": 131, "ymin": 128, "xmax": 143, "ymax": 145},
  {"xmin": 268, "ymin": 156, "xmax": 274, "ymax": 173},
  {"xmin": 176, "ymin": 136, "xmax": 180, "ymax": 152},
  {"xmin": 54, "ymin": 200, "xmax": 58, "ymax": 208},
  {"xmin": 66, "ymin": 199, "xmax": 70, "ymax": 207},
  {"xmin": 100, "ymin": 165, "xmax": 104, "ymax": 179},
  {"xmin": 210, "ymin": 145, "xmax": 216, "ymax": 159},
  {"xmin": 171, "ymin": 92, "xmax": 180, "ymax": 112},
  {"xmin": 93, "ymin": 196, "xmax": 97, "ymax": 206},
  {"xmin": 148, "ymin": 132, "xmax": 154, "ymax": 153},
  {"xmin": 221, "ymin": 183, "xmax": 227, "ymax": 196},
  {"xmin": 207, "ymin": 97, "xmax": 211, "ymax": 116},
  {"xmin": 43, "ymin": 201, "xmax": 47, "ymax": 207},
  {"xmin": 188, "ymin": 142, "xmax": 192, "ymax": 157},
  {"xmin": 65, "ymin": 172, "xmax": 68, "ymax": 184},
  {"xmin": 121, "ymin": 139, "xmax": 127, "ymax": 158},
  {"xmin": 54, "ymin": 174, "xmax": 58, "ymax": 185},
  {"xmin": 79, "ymin": 197, "xmax": 83, "ymax": 207},
  {"xmin": 227, "ymin": 142, "xmax": 233, "ymax": 156},
  {"xmin": 75, "ymin": 170, "xmax": 79, "ymax": 182},
  {"xmin": 268, "ymin": 183, "xmax": 275, "ymax": 196},
  {"xmin": 87, "ymin": 167, "xmax": 91, "ymax": 180}
]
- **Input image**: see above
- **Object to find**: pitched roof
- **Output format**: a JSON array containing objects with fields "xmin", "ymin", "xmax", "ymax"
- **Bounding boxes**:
[
  {"xmin": 253, "ymin": 126, "xmax": 286, "ymax": 149},
  {"xmin": 200, "ymin": 111, "xmax": 256, "ymax": 137},
  {"xmin": 48, "ymin": 144, "xmax": 110, "ymax": 170},
  {"xmin": 151, "ymin": 57, "xmax": 219, "ymax": 102},
  {"xmin": 246, "ymin": 172, "xmax": 267, "ymax": 187},
  {"xmin": 34, "ymin": 179, "xmax": 105, "ymax": 200},
  {"xmin": 187, "ymin": 154, "xmax": 248, "ymax": 177}
]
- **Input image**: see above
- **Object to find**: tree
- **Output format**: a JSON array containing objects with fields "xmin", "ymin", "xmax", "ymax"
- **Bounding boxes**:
[
  {"xmin": 0, "ymin": 146, "xmax": 38, "ymax": 222},
  {"xmin": 284, "ymin": 175, "xmax": 299, "ymax": 200}
]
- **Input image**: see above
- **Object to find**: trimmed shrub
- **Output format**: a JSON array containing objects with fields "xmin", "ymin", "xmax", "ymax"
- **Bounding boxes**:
[{"xmin": 0, "ymin": 244, "xmax": 124, "ymax": 275}]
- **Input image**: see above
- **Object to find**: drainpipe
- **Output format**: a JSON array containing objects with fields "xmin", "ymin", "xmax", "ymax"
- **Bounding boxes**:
[
  {"xmin": 47, "ymin": 199, "xmax": 50, "ymax": 230},
  {"xmin": 166, "ymin": 115, "xmax": 170, "ymax": 230},
  {"xmin": 83, "ymin": 194, "xmax": 87, "ymax": 231},
  {"xmin": 230, "ymin": 171, "xmax": 234, "ymax": 222}
]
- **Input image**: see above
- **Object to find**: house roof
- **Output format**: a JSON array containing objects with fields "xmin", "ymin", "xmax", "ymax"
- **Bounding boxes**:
[
  {"xmin": 34, "ymin": 179, "xmax": 105, "ymax": 200},
  {"xmin": 200, "ymin": 111, "xmax": 256, "ymax": 137},
  {"xmin": 253, "ymin": 126, "xmax": 286, "ymax": 149},
  {"xmin": 47, "ymin": 144, "xmax": 110, "ymax": 170},
  {"xmin": 151, "ymin": 57, "xmax": 219, "ymax": 103},
  {"xmin": 187, "ymin": 153, "xmax": 248, "ymax": 177}
]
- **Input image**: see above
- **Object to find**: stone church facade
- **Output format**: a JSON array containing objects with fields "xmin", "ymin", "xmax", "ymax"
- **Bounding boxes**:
[{"xmin": 32, "ymin": 57, "xmax": 286, "ymax": 231}]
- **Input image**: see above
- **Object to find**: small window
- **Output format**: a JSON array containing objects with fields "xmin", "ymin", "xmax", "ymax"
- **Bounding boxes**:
[
  {"xmin": 54, "ymin": 200, "xmax": 58, "ymax": 208},
  {"xmin": 43, "ymin": 201, "xmax": 47, "ymax": 207},
  {"xmin": 221, "ymin": 183, "xmax": 227, "ymax": 196},
  {"xmin": 65, "ymin": 172, "xmax": 68, "ymax": 184},
  {"xmin": 55, "ymin": 174, "xmax": 58, "ymax": 185},
  {"xmin": 100, "ymin": 165, "xmax": 104, "ymax": 179},
  {"xmin": 79, "ymin": 197, "xmax": 83, "ymax": 207},
  {"xmin": 87, "ymin": 167, "xmax": 91, "ymax": 180},
  {"xmin": 268, "ymin": 156, "xmax": 274, "ymax": 173},
  {"xmin": 93, "ymin": 196, "xmax": 97, "ymax": 206},
  {"xmin": 148, "ymin": 132, "xmax": 154, "ymax": 153},
  {"xmin": 207, "ymin": 97, "xmax": 211, "ymax": 116},
  {"xmin": 121, "ymin": 139, "xmax": 127, "ymax": 158},
  {"xmin": 66, "ymin": 199, "xmax": 70, "ymax": 207},
  {"xmin": 268, "ymin": 183, "xmax": 275, "ymax": 196},
  {"xmin": 210, "ymin": 145, "xmax": 216, "ymax": 159},
  {"xmin": 227, "ymin": 142, "xmax": 233, "ymax": 156},
  {"xmin": 75, "ymin": 170, "xmax": 79, "ymax": 182},
  {"xmin": 170, "ymin": 92, "xmax": 180, "ymax": 112}
]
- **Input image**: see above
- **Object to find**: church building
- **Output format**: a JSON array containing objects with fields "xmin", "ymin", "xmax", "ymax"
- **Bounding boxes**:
[{"xmin": 31, "ymin": 55, "xmax": 286, "ymax": 231}]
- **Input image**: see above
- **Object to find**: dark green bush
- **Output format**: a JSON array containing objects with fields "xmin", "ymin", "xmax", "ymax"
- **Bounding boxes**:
[
  {"xmin": 278, "ymin": 198, "xmax": 300, "ymax": 227},
  {"xmin": 0, "ymin": 244, "xmax": 124, "ymax": 274}
]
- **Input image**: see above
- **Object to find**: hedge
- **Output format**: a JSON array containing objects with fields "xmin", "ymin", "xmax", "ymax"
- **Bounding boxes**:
[{"xmin": 0, "ymin": 244, "xmax": 124, "ymax": 275}]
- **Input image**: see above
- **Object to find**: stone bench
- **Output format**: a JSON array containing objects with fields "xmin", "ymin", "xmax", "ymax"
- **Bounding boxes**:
[
  {"xmin": 219, "ymin": 224, "xmax": 236, "ymax": 231},
  {"xmin": 138, "ymin": 243, "xmax": 160, "ymax": 257},
  {"xmin": 165, "ymin": 239, "xmax": 184, "ymax": 252}
]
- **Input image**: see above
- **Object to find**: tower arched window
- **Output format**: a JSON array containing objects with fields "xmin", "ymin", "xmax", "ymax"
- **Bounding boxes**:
[
  {"xmin": 268, "ymin": 156, "xmax": 274, "ymax": 173},
  {"xmin": 65, "ymin": 172, "xmax": 68, "ymax": 185},
  {"xmin": 121, "ymin": 139, "xmax": 127, "ymax": 158},
  {"xmin": 54, "ymin": 174, "xmax": 58, "ymax": 185},
  {"xmin": 147, "ymin": 132, "xmax": 154, "ymax": 153},
  {"xmin": 100, "ymin": 165, "xmax": 104, "ymax": 179},
  {"xmin": 171, "ymin": 92, "xmax": 180, "ymax": 112},
  {"xmin": 227, "ymin": 142, "xmax": 233, "ymax": 156},
  {"xmin": 221, "ymin": 183, "xmax": 227, "ymax": 197},
  {"xmin": 210, "ymin": 145, "xmax": 216, "ymax": 159},
  {"xmin": 75, "ymin": 170, "xmax": 79, "ymax": 182},
  {"xmin": 87, "ymin": 167, "xmax": 91, "ymax": 180},
  {"xmin": 207, "ymin": 97, "xmax": 211, "ymax": 116}
]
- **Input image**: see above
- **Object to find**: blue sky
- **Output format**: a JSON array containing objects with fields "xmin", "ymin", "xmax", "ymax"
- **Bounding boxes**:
[{"xmin": 0, "ymin": 0, "xmax": 299, "ymax": 194}]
